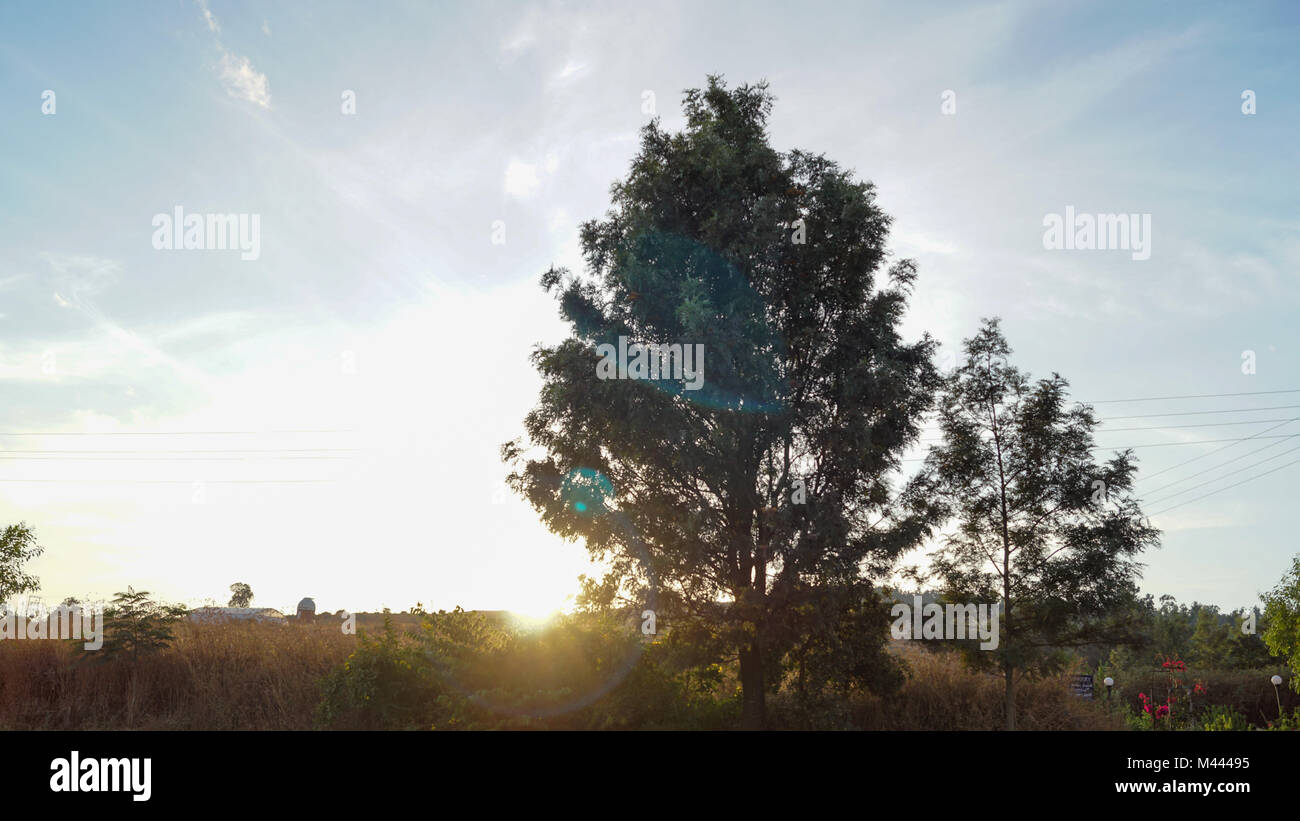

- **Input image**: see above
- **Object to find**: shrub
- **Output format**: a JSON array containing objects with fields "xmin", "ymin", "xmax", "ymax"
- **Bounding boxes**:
[
  {"xmin": 313, "ymin": 608, "xmax": 739, "ymax": 730},
  {"xmin": 101, "ymin": 587, "xmax": 187, "ymax": 663},
  {"xmin": 1200, "ymin": 705, "xmax": 1249, "ymax": 731}
]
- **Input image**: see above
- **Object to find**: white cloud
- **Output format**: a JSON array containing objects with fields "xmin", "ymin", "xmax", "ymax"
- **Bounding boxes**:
[
  {"xmin": 501, "ymin": 30, "xmax": 535, "ymax": 56},
  {"xmin": 504, "ymin": 158, "xmax": 541, "ymax": 200},
  {"xmin": 219, "ymin": 51, "xmax": 272, "ymax": 109},
  {"xmin": 195, "ymin": 1, "xmax": 272, "ymax": 109},
  {"xmin": 197, "ymin": 0, "xmax": 220, "ymax": 33},
  {"xmin": 556, "ymin": 60, "xmax": 587, "ymax": 80},
  {"xmin": 41, "ymin": 252, "xmax": 121, "ymax": 307},
  {"xmin": 548, "ymin": 59, "xmax": 590, "ymax": 90}
]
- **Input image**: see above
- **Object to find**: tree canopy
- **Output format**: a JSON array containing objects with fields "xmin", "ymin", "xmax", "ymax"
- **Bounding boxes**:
[
  {"xmin": 917, "ymin": 318, "xmax": 1160, "ymax": 728},
  {"xmin": 505, "ymin": 76, "xmax": 938, "ymax": 727},
  {"xmin": 0, "ymin": 522, "xmax": 43, "ymax": 603},
  {"xmin": 228, "ymin": 582, "xmax": 254, "ymax": 608}
]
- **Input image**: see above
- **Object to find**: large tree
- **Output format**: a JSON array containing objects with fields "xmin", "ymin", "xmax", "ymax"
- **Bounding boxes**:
[
  {"xmin": 918, "ymin": 318, "xmax": 1160, "ymax": 729},
  {"xmin": 504, "ymin": 77, "xmax": 938, "ymax": 728}
]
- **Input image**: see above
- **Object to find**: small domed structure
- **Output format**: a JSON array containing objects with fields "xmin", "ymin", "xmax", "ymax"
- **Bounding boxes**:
[{"xmin": 297, "ymin": 597, "xmax": 316, "ymax": 623}]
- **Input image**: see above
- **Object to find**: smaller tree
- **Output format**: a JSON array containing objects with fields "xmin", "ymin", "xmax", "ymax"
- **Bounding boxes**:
[
  {"xmin": 228, "ymin": 582, "xmax": 254, "ymax": 608},
  {"xmin": 0, "ymin": 522, "xmax": 43, "ymax": 602},
  {"xmin": 102, "ymin": 587, "xmax": 187, "ymax": 663},
  {"xmin": 918, "ymin": 318, "xmax": 1160, "ymax": 729},
  {"xmin": 1262, "ymin": 554, "xmax": 1300, "ymax": 692}
]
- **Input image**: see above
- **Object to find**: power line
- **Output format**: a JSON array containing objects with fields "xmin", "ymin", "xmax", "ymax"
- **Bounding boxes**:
[
  {"xmin": 1137, "ymin": 417, "xmax": 1300, "ymax": 482},
  {"xmin": 0, "ymin": 455, "xmax": 350, "ymax": 461},
  {"xmin": 902, "ymin": 433, "xmax": 1300, "ymax": 461},
  {"xmin": 905, "ymin": 396, "xmax": 1300, "ymax": 515},
  {"xmin": 1146, "ymin": 457, "xmax": 1300, "ymax": 517},
  {"xmin": 1102, "ymin": 434, "xmax": 1300, "ymax": 450},
  {"xmin": 917, "ymin": 388, "xmax": 1300, "ymax": 409},
  {"xmin": 1138, "ymin": 433, "xmax": 1300, "ymax": 497},
  {"xmin": 918, "ymin": 401, "xmax": 1300, "ymax": 433},
  {"xmin": 1099, "ymin": 404, "xmax": 1300, "ymax": 420},
  {"xmin": 1143, "ymin": 442, "xmax": 1300, "ymax": 508},
  {"xmin": 1096, "ymin": 417, "xmax": 1300, "ymax": 433},
  {"xmin": 0, "ymin": 429, "xmax": 356, "ymax": 436},
  {"xmin": 0, "ymin": 448, "xmax": 357, "ymax": 455},
  {"xmin": 1087, "ymin": 388, "xmax": 1300, "ymax": 404},
  {"xmin": 0, "ymin": 478, "xmax": 336, "ymax": 484},
  {"xmin": 919, "ymin": 419, "xmax": 1299, "ymax": 444}
]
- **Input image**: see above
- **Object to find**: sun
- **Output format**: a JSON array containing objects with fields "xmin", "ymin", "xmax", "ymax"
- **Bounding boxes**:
[{"xmin": 492, "ymin": 569, "xmax": 574, "ymax": 622}]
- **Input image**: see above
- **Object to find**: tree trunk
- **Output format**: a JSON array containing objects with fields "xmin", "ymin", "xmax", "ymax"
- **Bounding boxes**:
[
  {"xmin": 989, "ymin": 385, "xmax": 1016, "ymax": 731},
  {"xmin": 739, "ymin": 645, "xmax": 766, "ymax": 729},
  {"xmin": 1003, "ymin": 662, "xmax": 1017, "ymax": 731}
]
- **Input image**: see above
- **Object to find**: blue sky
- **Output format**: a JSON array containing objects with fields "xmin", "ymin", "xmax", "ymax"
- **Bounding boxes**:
[{"xmin": 1, "ymin": 0, "xmax": 1297, "ymax": 615}]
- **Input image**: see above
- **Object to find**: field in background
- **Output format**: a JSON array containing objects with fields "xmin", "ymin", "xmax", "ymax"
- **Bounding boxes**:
[
  {"xmin": 0, "ymin": 620, "xmax": 353, "ymax": 729},
  {"xmin": 842, "ymin": 643, "xmax": 1124, "ymax": 731},
  {"xmin": 0, "ymin": 617, "xmax": 1122, "ymax": 730}
]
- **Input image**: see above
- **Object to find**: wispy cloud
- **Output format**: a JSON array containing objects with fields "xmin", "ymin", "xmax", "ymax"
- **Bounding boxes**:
[
  {"xmin": 197, "ymin": 0, "xmax": 220, "ymax": 33},
  {"xmin": 218, "ymin": 52, "xmax": 272, "ymax": 108},
  {"xmin": 195, "ymin": 0, "xmax": 272, "ymax": 109},
  {"xmin": 0, "ymin": 272, "xmax": 28, "ymax": 292},
  {"xmin": 546, "ymin": 58, "xmax": 590, "ymax": 91}
]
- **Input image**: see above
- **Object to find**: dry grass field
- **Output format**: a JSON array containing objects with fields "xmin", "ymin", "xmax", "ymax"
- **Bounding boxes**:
[
  {"xmin": 849, "ymin": 643, "xmax": 1124, "ymax": 731},
  {"xmin": 0, "ymin": 620, "xmax": 354, "ymax": 730},
  {"xmin": 0, "ymin": 617, "xmax": 1122, "ymax": 730}
]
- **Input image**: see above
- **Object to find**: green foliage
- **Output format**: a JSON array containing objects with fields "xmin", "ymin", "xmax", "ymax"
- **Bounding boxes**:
[
  {"xmin": 315, "ymin": 608, "xmax": 740, "ymax": 730},
  {"xmin": 1122, "ymin": 704, "xmax": 1157, "ymax": 731},
  {"xmin": 1144, "ymin": 595, "xmax": 1271, "ymax": 669},
  {"xmin": 1200, "ymin": 705, "xmax": 1249, "ymax": 731},
  {"xmin": 314, "ymin": 613, "xmax": 443, "ymax": 730},
  {"xmin": 503, "ymin": 75, "xmax": 939, "ymax": 728},
  {"xmin": 227, "ymin": 582, "xmax": 253, "ymax": 608},
  {"xmin": 918, "ymin": 319, "xmax": 1159, "ymax": 728},
  {"xmin": 0, "ymin": 522, "xmax": 43, "ymax": 602},
  {"xmin": 1262, "ymin": 553, "xmax": 1300, "ymax": 692},
  {"xmin": 1097, "ymin": 594, "xmax": 1273, "ymax": 699},
  {"xmin": 1263, "ymin": 709, "xmax": 1300, "ymax": 731},
  {"xmin": 777, "ymin": 583, "xmax": 906, "ymax": 728},
  {"xmin": 101, "ymin": 587, "xmax": 186, "ymax": 663},
  {"xmin": 1109, "ymin": 661, "xmax": 1293, "ymax": 729}
]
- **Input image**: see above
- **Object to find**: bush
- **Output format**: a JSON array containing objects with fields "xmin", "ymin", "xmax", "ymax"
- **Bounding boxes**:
[
  {"xmin": 313, "ymin": 608, "xmax": 740, "ymax": 730},
  {"xmin": 101, "ymin": 587, "xmax": 186, "ymax": 663},
  {"xmin": 1200, "ymin": 705, "xmax": 1249, "ymax": 731},
  {"xmin": 1103, "ymin": 657, "xmax": 1295, "ymax": 729}
]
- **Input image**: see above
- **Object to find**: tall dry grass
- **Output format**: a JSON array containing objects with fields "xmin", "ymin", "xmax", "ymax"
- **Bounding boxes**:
[
  {"xmin": 845, "ymin": 643, "xmax": 1125, "ymax": 730},
  {"xmin": 0, "ymin": 621, "xmax": 354, "ymax": 729},
  {"xmin": 0, "ymin": 622, "xmax": 1124, "ymax": 730}
]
